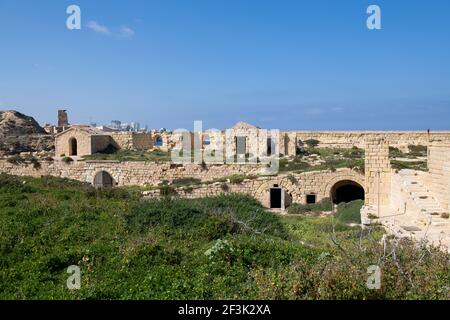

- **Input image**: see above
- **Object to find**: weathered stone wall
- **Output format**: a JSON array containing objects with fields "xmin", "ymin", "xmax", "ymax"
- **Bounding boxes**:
[
  {"xmin": 160, "ymin": 129, "xmax": 450, "ymax": 158},
  {"xmin": 55, "ymin": 130, "xmax": 93, "ymax": 157},
  {"xmin": 110, "ymin": 132, "xmax": 153, "ymax": 150},
  {"xmin": 427, "ymin": 143, "xmax": 450, "ymax": 211},
  {"xmin": 91, "ymin": 135, "xmax": 112, "ymax": 154},
  {"xmin": 364, "ymin": 139, "xmax": 391, "ymax": 211},
  {"xmin": 0, "ymin": 159, "xmax": 264, "ymax": 187},
  {"xmin": 284, "ymin": 131, "xmax": 450, "ymax": 154},
  {"xmin": 143, "ymin": 168, "xmax": 365, "ymax": 208}
]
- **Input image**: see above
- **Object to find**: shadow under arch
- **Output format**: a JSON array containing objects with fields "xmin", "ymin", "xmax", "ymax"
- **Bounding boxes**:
[{"xmin": 330, "ymin": 180, "xmax": 365, "ymax": 204}]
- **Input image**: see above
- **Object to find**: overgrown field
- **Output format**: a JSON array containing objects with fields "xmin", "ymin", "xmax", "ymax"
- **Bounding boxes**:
[{"xmin": 0, "ymin": 174, "xmax": 448, "ymax": 299}]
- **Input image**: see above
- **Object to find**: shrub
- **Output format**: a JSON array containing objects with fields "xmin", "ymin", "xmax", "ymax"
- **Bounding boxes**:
[
  {"xmin": 304, "ymin": 139, "xmax": 320, "ymax": 148},
  {"xmin": 287, "ymin": 198, "xmax": 332, "ymax": 215},
  {"xmin": 61, "ymin": 156, "xmax": 74, "ymax": 164},
  {"xmin": 408, "ymin": 144, "xmax": 427, "ymax": 156},
  {"xmin": 335, "ymin": 199, "xmax": 364, "ymax": 224},
  {"xmin": 6, "ymin": 155, "xmax": 24, "ymax": 165},
  {"xmin": 227, "ymin": 174, "xmax": 246, "ymax": 184},
  {"xmin": 172, "ymin": 177, "xmax": 201, "ymax": 187},
  {"xmin": 159, "ymin": 185, "xmax": 176, "ymax": 198}
]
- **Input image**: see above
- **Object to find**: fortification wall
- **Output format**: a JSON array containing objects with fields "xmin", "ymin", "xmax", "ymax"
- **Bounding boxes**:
[
  {"xmin": 143, "ymin": 168, "xmax": 365, "ymax": 208},
  {"xmin": 0, "ymin": 159, "xmax": 263, "ymax": 187},
  {"xmin": 110, "ymin": 132, "xmax": 153, "ymax": 150},
  {"xmin": 282, "ymin": 131, "xmax": 450, "ymax": 153}
]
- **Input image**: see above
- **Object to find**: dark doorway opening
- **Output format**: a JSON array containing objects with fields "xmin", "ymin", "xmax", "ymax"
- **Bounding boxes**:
[
  {"xmin": 306, "ymin": 194, "xmax": 317, "ymax": 204},
  {"xmin": 69, "ymin": 138, "xmax": 77, "ymax": 156},
  {"xmin": 331, "ymin": 180, "xmax": 364, "ymax": 204},
  {"xmin": 267, "ymin": 138, "xmax": 273, "ymax": 156},
  {"xmin": 93, "ymin": 171, "xmax": 114, "ymax": 188},
  {"xmin": 270, "ymin": 188, "xmax": 282, "ymax": 209},
  {"xmin": 236, "ymin": 136, "xmax": 246, "ymax": 156}
]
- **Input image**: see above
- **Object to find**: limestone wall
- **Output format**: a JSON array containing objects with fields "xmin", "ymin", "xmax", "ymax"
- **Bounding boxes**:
[
  {"xmin": 143, "ymin": 168, "xmax": 365, "ymax": 208},
  {"xmin": 427, "ymin": 143, "xmax": 450, "ymax": 211},
  {"xmin": 364, "ymin": 139, "xmax": 391, "ymax": 211},
  {"xmin": 0, "ymin": 159, "xmax": 264, "ymax": 187},
  {"xmin": 55, "ymin": 131, "xmax": 93, "ymax": 157},
  {"xmin": 91, "ymin": 135, "xmax": 112, "ymax": 154},
  {"xmin": 110, "ymin": 132, "xmax": 152, "ymax": 150},
  {"xmin": 279, "ymin": 131, "xmax": 450, "ymax": 154}
]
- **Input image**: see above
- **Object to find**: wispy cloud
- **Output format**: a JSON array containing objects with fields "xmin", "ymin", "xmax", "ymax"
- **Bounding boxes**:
[
  {"xmin": 86, "ymin": 21, "xmax": 135, "ymax": 38},
  {"xmin": 119, "ymin": 26, "xmax": 135, "ymax": 38},
  {"xmin": 86, "ymin": 21, "xmax": 111, "ymax": 35}
]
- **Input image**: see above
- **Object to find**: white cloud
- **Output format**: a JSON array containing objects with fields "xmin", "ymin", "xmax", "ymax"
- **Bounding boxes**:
[
  {"xmin": 119, "ymin": 26, "xmax": 135, "ymax": 38},
  {"xmin": 86, "ymin": 21, "xmax": 111, "ymax": 35}
]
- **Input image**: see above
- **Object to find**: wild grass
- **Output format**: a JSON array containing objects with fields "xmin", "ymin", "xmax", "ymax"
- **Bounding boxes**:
[{"xmin": 0, "ymin": 174, "xmax": 448, "ymax": 299}]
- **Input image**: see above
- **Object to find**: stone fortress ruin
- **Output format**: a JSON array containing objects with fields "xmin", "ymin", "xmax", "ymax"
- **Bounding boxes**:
[{"xmin": 1, "ymin": 109, "xmax": 450, "ymax": 250}]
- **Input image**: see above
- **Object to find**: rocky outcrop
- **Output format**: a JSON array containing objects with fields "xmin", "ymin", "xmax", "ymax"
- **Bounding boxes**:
[
  {"xmin": 0, "ymin": 110, "xmax": 54, "ymax": 155},
  {"xmin": 0, "ymin": 110, "xmax": 46, "ymax": 135}
]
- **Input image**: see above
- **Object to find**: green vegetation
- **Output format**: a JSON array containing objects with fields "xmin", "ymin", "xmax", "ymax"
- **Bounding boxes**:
[
  {"xmin": 408, "ymin": 145, "xmax": 427, "ymax": 157},
  {"xmin": 171, "ymin": 177, "xmax": 202, "ymax": 187},
  {"xmin": 287, "ymin": 199, "xmax": 363, "ymax": 224},
  {"xmin": 83, "ymin": 149, "xmax": 171, "ymax": 162},
  {"xmin": 0, "ymin": 174, "xmax": 448, "ymax": 299},
  {"xmin": 287, "ymin": 198, "xmax": 332, "ymax": 215},
  {"xmin": 335, "ymin": 200, "xmax": 364, "ymax": 224},
  {"xmin": 61, "ymin": 156, "xmax": 74, "ymax": 164},
  {"xmin": 280, "ymin": 147, "xmax": 365, "ymax": 174},
  {"xmin": 391, "ymin": 160, "xmax": 428, "ymax": 172}
]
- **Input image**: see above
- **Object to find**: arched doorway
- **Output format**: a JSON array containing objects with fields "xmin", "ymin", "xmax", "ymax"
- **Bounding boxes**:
[
  {"xmin": 93, "ymin": 171, "xmax": 114, "ymax": 188},
  {"xmin": 69, "ymin": 137, "xmax": 77, "ymax": 156},
  {"xmin": 154, "ymin": 136, "xmax": 163, "ymax": 146},
  {"xmin": 330, "ymin": 180, "xmax": 364, "ymax": 204}
]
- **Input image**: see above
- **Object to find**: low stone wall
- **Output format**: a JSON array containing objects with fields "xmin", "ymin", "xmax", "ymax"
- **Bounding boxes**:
[
  {"xmin": 287, "ymin": 131, "xmax": 450, "ymax": 153},
  {"xmin": 143, "ymin": 168, "xmax": 365, "ymax": 208},
  {"xmin": 110, "ymin": 132, "xmax": 153, "ymax": 150},
  {"xmin": 0, "ymin": 159, "xmax": 264, "ymax": 187}
]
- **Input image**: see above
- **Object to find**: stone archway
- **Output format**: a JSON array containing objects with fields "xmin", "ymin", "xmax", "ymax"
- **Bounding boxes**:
[
  {"xmin": 324, "ymin": 172, "xmax": 365, "ymax": 203},
  {"xmin": 93, "ymin": 171, "xmax": 115, "ymax": 188},
  {"xmin": 253, "ymin": 178, "xmax": 297, "ymax": 209},
  {"xmin": 330, "ymin": 180, "xmax": 365, "ymax": 204}
]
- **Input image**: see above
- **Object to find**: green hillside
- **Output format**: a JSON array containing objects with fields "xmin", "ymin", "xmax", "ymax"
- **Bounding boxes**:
[{"xmin": 0, "ymin": 174, "xmax": 448, "ymax": 299}]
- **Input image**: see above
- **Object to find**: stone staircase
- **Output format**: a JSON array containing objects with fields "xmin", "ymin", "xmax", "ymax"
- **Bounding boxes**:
[{"xmin": 399, "ymin": 170, "xmax": 449, "ymax": 226}]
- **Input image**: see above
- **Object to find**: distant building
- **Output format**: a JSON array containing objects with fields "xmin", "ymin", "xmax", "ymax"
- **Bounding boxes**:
[{"xmin": 55, "ymin": 125, "xmax": 153, "ymax": 157}]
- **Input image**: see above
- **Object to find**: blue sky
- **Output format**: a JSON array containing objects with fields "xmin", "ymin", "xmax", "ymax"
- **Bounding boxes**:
[{"xmin": 0, "ymin": 0, "xmax": 449, "ymax": 130}]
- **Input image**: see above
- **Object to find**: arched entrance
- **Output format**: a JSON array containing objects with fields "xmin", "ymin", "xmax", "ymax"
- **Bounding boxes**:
[
  {"xmin": 154, "ymin": 136, "xmax": 163, "ymax": 146},
  {"xmin": 93, "ymin": 171, "xmax": 114, "ymax": 188},
  {"xmin": 69, "ymin": 137, "xmax": 77, "ymax": 156},
  {"xmin": 330, "ymin": 180, "xmax": 365, "ymax": 204}
]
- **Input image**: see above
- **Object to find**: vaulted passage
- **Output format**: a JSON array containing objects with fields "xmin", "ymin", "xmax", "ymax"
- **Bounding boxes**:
[{"xmin": 331, "ymin": 180, "xmax": 365, "ymax": 204}]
